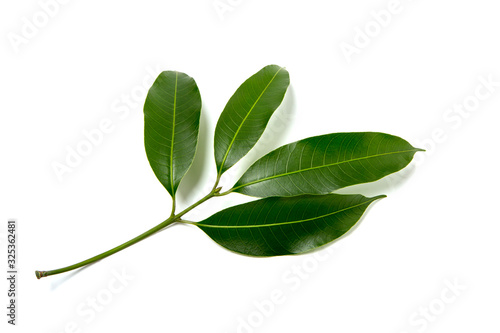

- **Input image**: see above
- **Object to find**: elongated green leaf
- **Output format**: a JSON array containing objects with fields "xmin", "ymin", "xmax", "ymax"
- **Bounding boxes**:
[
  {"xmin": 144, "ymin": 71, "xmax": 201, "ymax": 197},
  {"xmin": 195, "ymin": 193, "xmax": 384, "ymax": 256},
  {"xmin": 214, "ymin": 65, "xmax": 290, "ymax": 175},
  {"xmin": 232, "ymin": 132, "xmax": 423, "ymax": 197}
]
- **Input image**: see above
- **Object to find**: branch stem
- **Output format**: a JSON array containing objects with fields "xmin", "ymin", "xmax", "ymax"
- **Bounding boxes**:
[
  {"xmin": 35, "ymin": 184, "xmax": 228, "ymax": 280},
  {"xmin": 35, "ymin": 217, "xmax": 175, "ymax": 279}
]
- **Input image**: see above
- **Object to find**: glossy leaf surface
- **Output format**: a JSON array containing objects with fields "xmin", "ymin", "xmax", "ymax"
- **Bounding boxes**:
[
  {"xmin": 195, "ymin": 193, "xmax": 384, "ymax": 256},
  {"xmin": 144, "ymin": 71, "xmax": 201, "ymax": 197},
  {"xmin": 232, "ymin": 132, "xmax": 422, "ymax": 197},
  {"xmin": 214, "ymin": 65, "xmax": 290, "ymax": 175}
]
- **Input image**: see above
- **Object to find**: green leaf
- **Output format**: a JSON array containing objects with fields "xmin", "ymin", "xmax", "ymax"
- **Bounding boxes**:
[
  {"xmin": 144, "ymin": 71, "xmax": 202, "ymax": 198},
  {"xmin": 232, "ymin": 132, "xmax": 423, "ymax": 197},
  {"xmin": 194, "ymin": 193, "xmax": 384, "ymax": 256},
  {"xmin": 214, "ymin": 64, "xmax": 290, "ymax": 175}
]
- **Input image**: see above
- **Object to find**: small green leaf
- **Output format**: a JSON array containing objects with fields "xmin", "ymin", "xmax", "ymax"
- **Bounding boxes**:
[
  {"xmin": 232, "ymin": 132, "xmax": 423, "ymax": 197},
  {"xmin": 195, "ymin": 193, "xmax": 384, "ymax": 256},
  {"xmin": 144, "ymin": 71, "xmax": 201, "ymax": 198},
  {"xmin": 214, "ymin": 65, "xmax": 290, "ymax": 175}
]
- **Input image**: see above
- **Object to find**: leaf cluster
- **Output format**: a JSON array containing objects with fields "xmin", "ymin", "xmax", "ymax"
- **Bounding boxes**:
[{"xmin": 144, "ymin": 65, "xmax": 422, "ymax": 256}]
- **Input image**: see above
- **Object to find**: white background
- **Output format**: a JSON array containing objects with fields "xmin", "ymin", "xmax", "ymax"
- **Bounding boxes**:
[{"xmin": 1, "ymin": 0, "xmax": 499, "ymax": 332}]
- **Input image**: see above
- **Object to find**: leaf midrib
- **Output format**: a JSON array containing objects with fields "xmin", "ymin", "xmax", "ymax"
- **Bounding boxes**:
[
  {"xmin": 170, "ymin": 72, "xmax": 178, "ymax": 194},
  {"xmin": 233, "ymin": 148, "xmax": 421, "ymax": 191},
  {"xmin": 195, "ymin": 196, "xmax": 382, "ymax": 229},
  {"xmin": 218, "ymin": 66, "xmax": 284, "ymax": 174}
]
